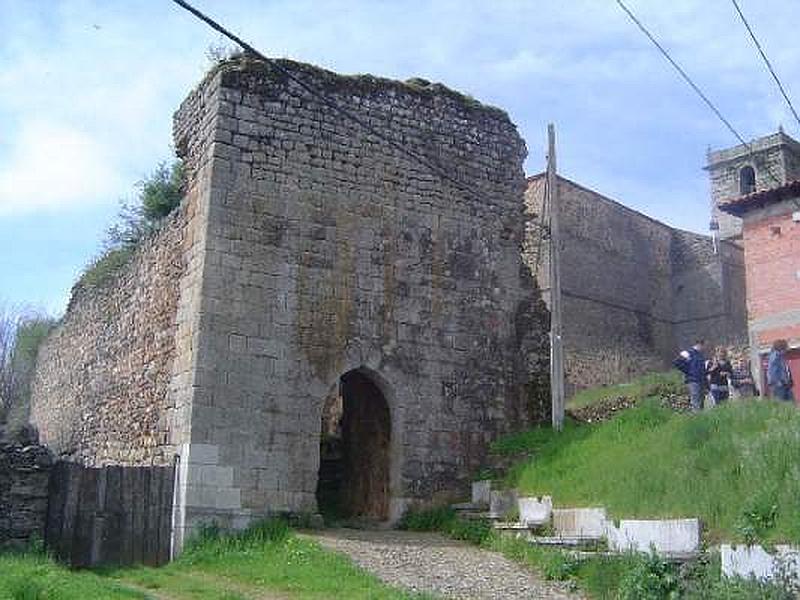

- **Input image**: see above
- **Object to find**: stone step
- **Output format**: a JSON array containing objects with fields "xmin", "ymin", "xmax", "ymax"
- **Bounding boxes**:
[
  {"xmin": 527, "ymin": 535, "xmax": 605, "ymax": 547},
  {"xmin": 568, "ymin": 549, "xmax": 699, "ymax": 563}
]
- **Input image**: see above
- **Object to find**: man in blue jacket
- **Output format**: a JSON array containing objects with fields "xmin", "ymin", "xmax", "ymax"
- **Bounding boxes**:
[
  {"xmin": 767, "ymin": 339, "xmax": 794, "ymax": 402},
  {"xmin": 674, "ymin": 339, "xmax": 707, "ymax": 412}
]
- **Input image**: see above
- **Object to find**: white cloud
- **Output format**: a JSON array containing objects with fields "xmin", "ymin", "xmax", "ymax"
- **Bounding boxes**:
[{"xmin": 0, "ymin": 121, "xmax": 122, "ymax": 216}]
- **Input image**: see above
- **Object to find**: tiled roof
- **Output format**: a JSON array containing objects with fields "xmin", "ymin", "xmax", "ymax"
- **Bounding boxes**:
[{"xmin": 718, "ymin": 180, "xmax": 800, "ymax": 216}]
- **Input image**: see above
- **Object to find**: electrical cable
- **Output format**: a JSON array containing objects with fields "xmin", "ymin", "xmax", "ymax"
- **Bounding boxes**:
[
  {"xmin": 731, "ymin": 0, "xmax": 800, "ymax": 130},
  {"xmin": 168, "ymin": 0, "xmax": 491, "ymax": 207},
  {"xmin": 614, "ymin": 0, "xmax": 783, "ymax": 188}
]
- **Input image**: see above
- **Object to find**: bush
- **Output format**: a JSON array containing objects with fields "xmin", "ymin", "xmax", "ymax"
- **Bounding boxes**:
[
  {"xmin": 398, "ymin": 507, "xmax": 493, "ymax": 546},
  {"xmin": 617, "ymin": 552, "xmax": 680, "ymax": 600},
  {"xmin": 77, "ymin": 160, "xmax": 184, "ymax": 293},
  {"xmin": 140, "ymin": 162, "xmax": 184, "ymax": 222}
]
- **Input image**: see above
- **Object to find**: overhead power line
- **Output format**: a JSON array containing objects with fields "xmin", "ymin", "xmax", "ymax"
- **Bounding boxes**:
[
  {"xmin": 168, "ymin": 0, "xmax": 488, "ymax": 206},
  {"xmin": 614, "ymin": 0, "xmax": 783, "ymax": 188},
  {"xmin": 730, "ymin": 0, "xmax": 800, "ymax": 130}
]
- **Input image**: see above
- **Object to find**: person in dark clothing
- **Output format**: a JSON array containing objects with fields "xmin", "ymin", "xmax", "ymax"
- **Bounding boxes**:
[
  {"xmin": 706, "ymin": 347, "xmax": 733, "ymax": 405},
  {"xmin": 673, "ymin": 339, "xmax": 707, "ymax": 412},
  {"xmin": 767, "ymin": 339, "xmax": 794, "ymax": 402},
  {"xmin": 730, "ymin": 357, "xmax": 756, "ymax": 399}
]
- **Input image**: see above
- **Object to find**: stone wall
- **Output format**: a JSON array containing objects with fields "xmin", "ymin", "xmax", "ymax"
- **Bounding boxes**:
[
  {"xmin": 29, "ymin": 208, "xmax": 189, "ymax": 467},
  {"xmin": 525, "ymin": 175, "xmax": 746, "ymax": 394},
  {"xmin": 0, "ymin": 429, "xmax": 52, "ymax": 548},
  {"xmin": 170, "ymin": 57, "xmax": 549, "ymax": 542},
  {"xmin": 671, "ymin": 230, "xmax": 747, "ymax": 350}
]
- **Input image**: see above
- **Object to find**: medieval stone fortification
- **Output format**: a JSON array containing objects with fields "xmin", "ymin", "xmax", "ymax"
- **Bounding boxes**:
[
  {"xmin": 525, "ymin": 175, "xmax": 747, "ymax": 393},
  {"xmin": 30, "ymin": 57, "xmax": 550, "ymax": 548},
  {"xmin": 27, "ymin": 56, "xmax": 753, "ymax": 550}
]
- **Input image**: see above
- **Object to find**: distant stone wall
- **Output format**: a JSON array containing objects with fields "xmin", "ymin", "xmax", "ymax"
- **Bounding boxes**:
[
  {"xmin": 525, "ymin": 175, "xmax": 747, "ymax": 394},
  {"xmin": 170, "ymin": 57, "xmax": 549, "ymax": 542},
  {"xmin": 0, "ymin": 432, "xmax": 52, "ymax": 548},
  {"xmin": 671, "ymin": 230, "xmax": 747, "ymax": 351},
  {"xmin": 30, "ymin": 208, "xmax": 189, "ymax": 467}
]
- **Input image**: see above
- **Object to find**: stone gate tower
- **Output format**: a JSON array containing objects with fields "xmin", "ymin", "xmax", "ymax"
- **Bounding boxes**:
[{"xmin": 30, "ymin": 56, "xmax": 550, "ymax": 553}]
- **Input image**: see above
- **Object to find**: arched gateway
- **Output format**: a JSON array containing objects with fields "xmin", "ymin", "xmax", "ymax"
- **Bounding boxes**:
[{"xmin": 317, "ymin": 369, "xmax": 391, "ymax": 521}]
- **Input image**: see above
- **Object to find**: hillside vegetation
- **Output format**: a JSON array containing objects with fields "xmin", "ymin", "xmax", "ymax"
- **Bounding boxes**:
[{"xmin": 498, "ymin": 399, "xmax": 800, "ymax": 544}]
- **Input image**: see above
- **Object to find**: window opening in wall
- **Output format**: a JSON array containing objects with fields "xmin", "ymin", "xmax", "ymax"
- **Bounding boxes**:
[{"xmin": 740, "ymin": 165, "xmax": 756, "ymax": 195}]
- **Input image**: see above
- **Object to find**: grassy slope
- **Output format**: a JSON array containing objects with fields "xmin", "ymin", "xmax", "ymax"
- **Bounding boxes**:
[
  {"xmin": 0, "ymin": 521, "xmax": 428, "ymax": 600},
  {"xmin": 567, "ymin": 370, "xmax": 683, "ymax": 410},
  {"xmin": 499, "ymin": 400, "xmax": 800, "ymax": 544}
]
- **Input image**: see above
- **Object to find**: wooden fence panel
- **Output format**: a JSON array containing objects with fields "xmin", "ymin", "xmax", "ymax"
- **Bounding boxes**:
[{"xmin": 44, "ymin": 461, "xmax": 175, "ymax": 567}]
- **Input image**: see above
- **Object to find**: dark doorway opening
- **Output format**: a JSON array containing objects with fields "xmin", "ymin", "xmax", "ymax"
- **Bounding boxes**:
[{"xmin": 316, "ymin": 369, "xmax": 391, "ymax": 522}]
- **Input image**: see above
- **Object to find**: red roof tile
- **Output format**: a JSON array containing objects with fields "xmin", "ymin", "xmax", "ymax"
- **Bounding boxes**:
[{"xmin": 718, "ymin": 180, "xmax": 800, "ymax": 216}]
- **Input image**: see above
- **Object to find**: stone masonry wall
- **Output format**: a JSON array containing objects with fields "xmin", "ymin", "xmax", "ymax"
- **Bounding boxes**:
[
  {"xmin": 670, "ymin": 230, "xmax": 747, "ymax": 350},
  {"xmin": 30, "ymin": 208, "xmax": 188, "ymax": 466},
  {"xmin": 0, "ymin": 433, "xmax": 52, "ymax": 549},
  {"xmin": 525, "ymin": 175, "xmax": 746, "ymax": 394},
  {"xmin": 170, "ymin": 57, "xmax": 548, "ymax": 541}
]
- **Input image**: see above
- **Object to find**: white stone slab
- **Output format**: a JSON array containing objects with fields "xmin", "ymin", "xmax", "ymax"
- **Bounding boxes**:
[
  {"xmin": 518, "ymin": 496, "xmax": 552, "ymax": 526},
  {"xmin": 489, "ymin": 489, "xmax": 518, "ymax": 519},
  {"xmin": 721, "ymin": 544, "xmax": 800, "ymax": 583},
  {"xmin": 607, "ymin": 519, "xmax": 700, "ymax": 558},
  {"xmin": 471, "ymin": 480, "xmax": 492, "ymax": 507},
  {"xmin": 552, "ymin": 507, "xmax": 607, "ymax": 539}
]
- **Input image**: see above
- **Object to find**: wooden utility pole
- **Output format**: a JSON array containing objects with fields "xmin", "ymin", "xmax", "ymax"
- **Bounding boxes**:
[{"xmin": 547, "ymin": 124, "xmax": 565, "ymax": 431}]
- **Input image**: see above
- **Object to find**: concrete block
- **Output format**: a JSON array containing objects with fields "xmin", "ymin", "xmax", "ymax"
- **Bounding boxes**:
[
  {"xmin": 471, "ymin": 480, "xmax": 492, "ymax": 507},
  {"xmin": 552, "ymin": 507, "xmax": 607, "ymax": 539},
  {"xmin": 489, "ymin": 489, "xmax": 518, "ymax": 519},
  {"xmin": 607, "ymin": 518, "xmax": 700, "ymax": 558},
  {"xmin": 518, "ymin": 496, "xmax": 552, "ymax": 526},
  {"xmin": 722, "ymin": 544, "xmax": 800, "ymax": 583},
  {"xmin": 187, "ymin": 443, "xmax": 219, "ymax": 465}
]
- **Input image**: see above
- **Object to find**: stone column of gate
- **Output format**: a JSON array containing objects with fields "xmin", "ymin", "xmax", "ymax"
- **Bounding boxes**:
[{"xmin": 169, "ymin": 56, "xmax": 548, "ymax": 550}]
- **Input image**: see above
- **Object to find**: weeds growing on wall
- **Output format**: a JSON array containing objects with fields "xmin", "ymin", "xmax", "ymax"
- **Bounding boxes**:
[{"xmin": 74, "ymin": 161, "xmax": 184, "ymax": 294}]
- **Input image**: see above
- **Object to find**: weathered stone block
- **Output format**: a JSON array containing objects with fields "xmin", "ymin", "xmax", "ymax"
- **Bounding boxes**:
[
  {"xmin": 606, "ymin": 518, "xmax": 700, "ymax": 558},
  {"xmin": 721, "ymin": 544, "xmax": 800, "ymax": 584},
  {"xmin": 518, "ymin": 496, "xmax": 552, "ymax": 526},
  {"xmin": 552, "ymin": 507, "xmax": 607, "ymax": 539},
  {"xmin": 471, "ymin": 480, "xmax": 492, "ymax": 508},
  {"xmin": 489, "ymin": 489, "xmax": 519, "ymax": 519}
]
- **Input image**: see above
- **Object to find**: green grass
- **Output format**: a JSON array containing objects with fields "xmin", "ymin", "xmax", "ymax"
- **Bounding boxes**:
[
  {"xmin": 1, "ymin": 519, "xmax": 428, "ymax": 600},
  {"xmin": 502, "ymin": 399, "xmax": 800, "ymax": 544},
  {"xmin": 110, "ymin": 519, "xmax": 428, "ymax": 600},
  {"xmin": 567, "ymin": 370, "xmax": 683, "ymax": 410},
  {"xmin": 0, "ymin": 552, "xmax": 144, "ymax": 600}
]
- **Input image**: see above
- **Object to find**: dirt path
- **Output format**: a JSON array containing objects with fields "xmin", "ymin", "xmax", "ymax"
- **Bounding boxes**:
[{"xmin": 309, "ymin": 529, "xmax": 583, "ymax": 600}]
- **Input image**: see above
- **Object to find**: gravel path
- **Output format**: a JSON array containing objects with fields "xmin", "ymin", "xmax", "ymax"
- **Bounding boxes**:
[{"xmin": 310, "ymin": 529, "xmax": 583, "ymax": 600}]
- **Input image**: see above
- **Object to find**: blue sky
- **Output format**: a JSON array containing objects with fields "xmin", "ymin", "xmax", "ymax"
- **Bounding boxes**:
[{"xmin": 2, "ymin": 0, "xmax": 799, "ymax": 315}]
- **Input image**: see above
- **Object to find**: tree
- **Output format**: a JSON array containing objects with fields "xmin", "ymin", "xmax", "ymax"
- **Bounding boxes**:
[
  {"xmin": 0, "ymin": 303, "xmax": 55, "ymax": 431},
  {"xmin": 0, "ymin": 304, "xmax": 16, "ymax": 417},
  {"xmin": 105, "ymin": 160, "xmax": 185, "ymax": 251}
]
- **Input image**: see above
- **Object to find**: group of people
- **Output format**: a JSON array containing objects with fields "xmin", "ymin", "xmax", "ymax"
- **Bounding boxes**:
[{"xmin": 673, "ymin": 339, "xmax": 795, "ymax": 412}]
